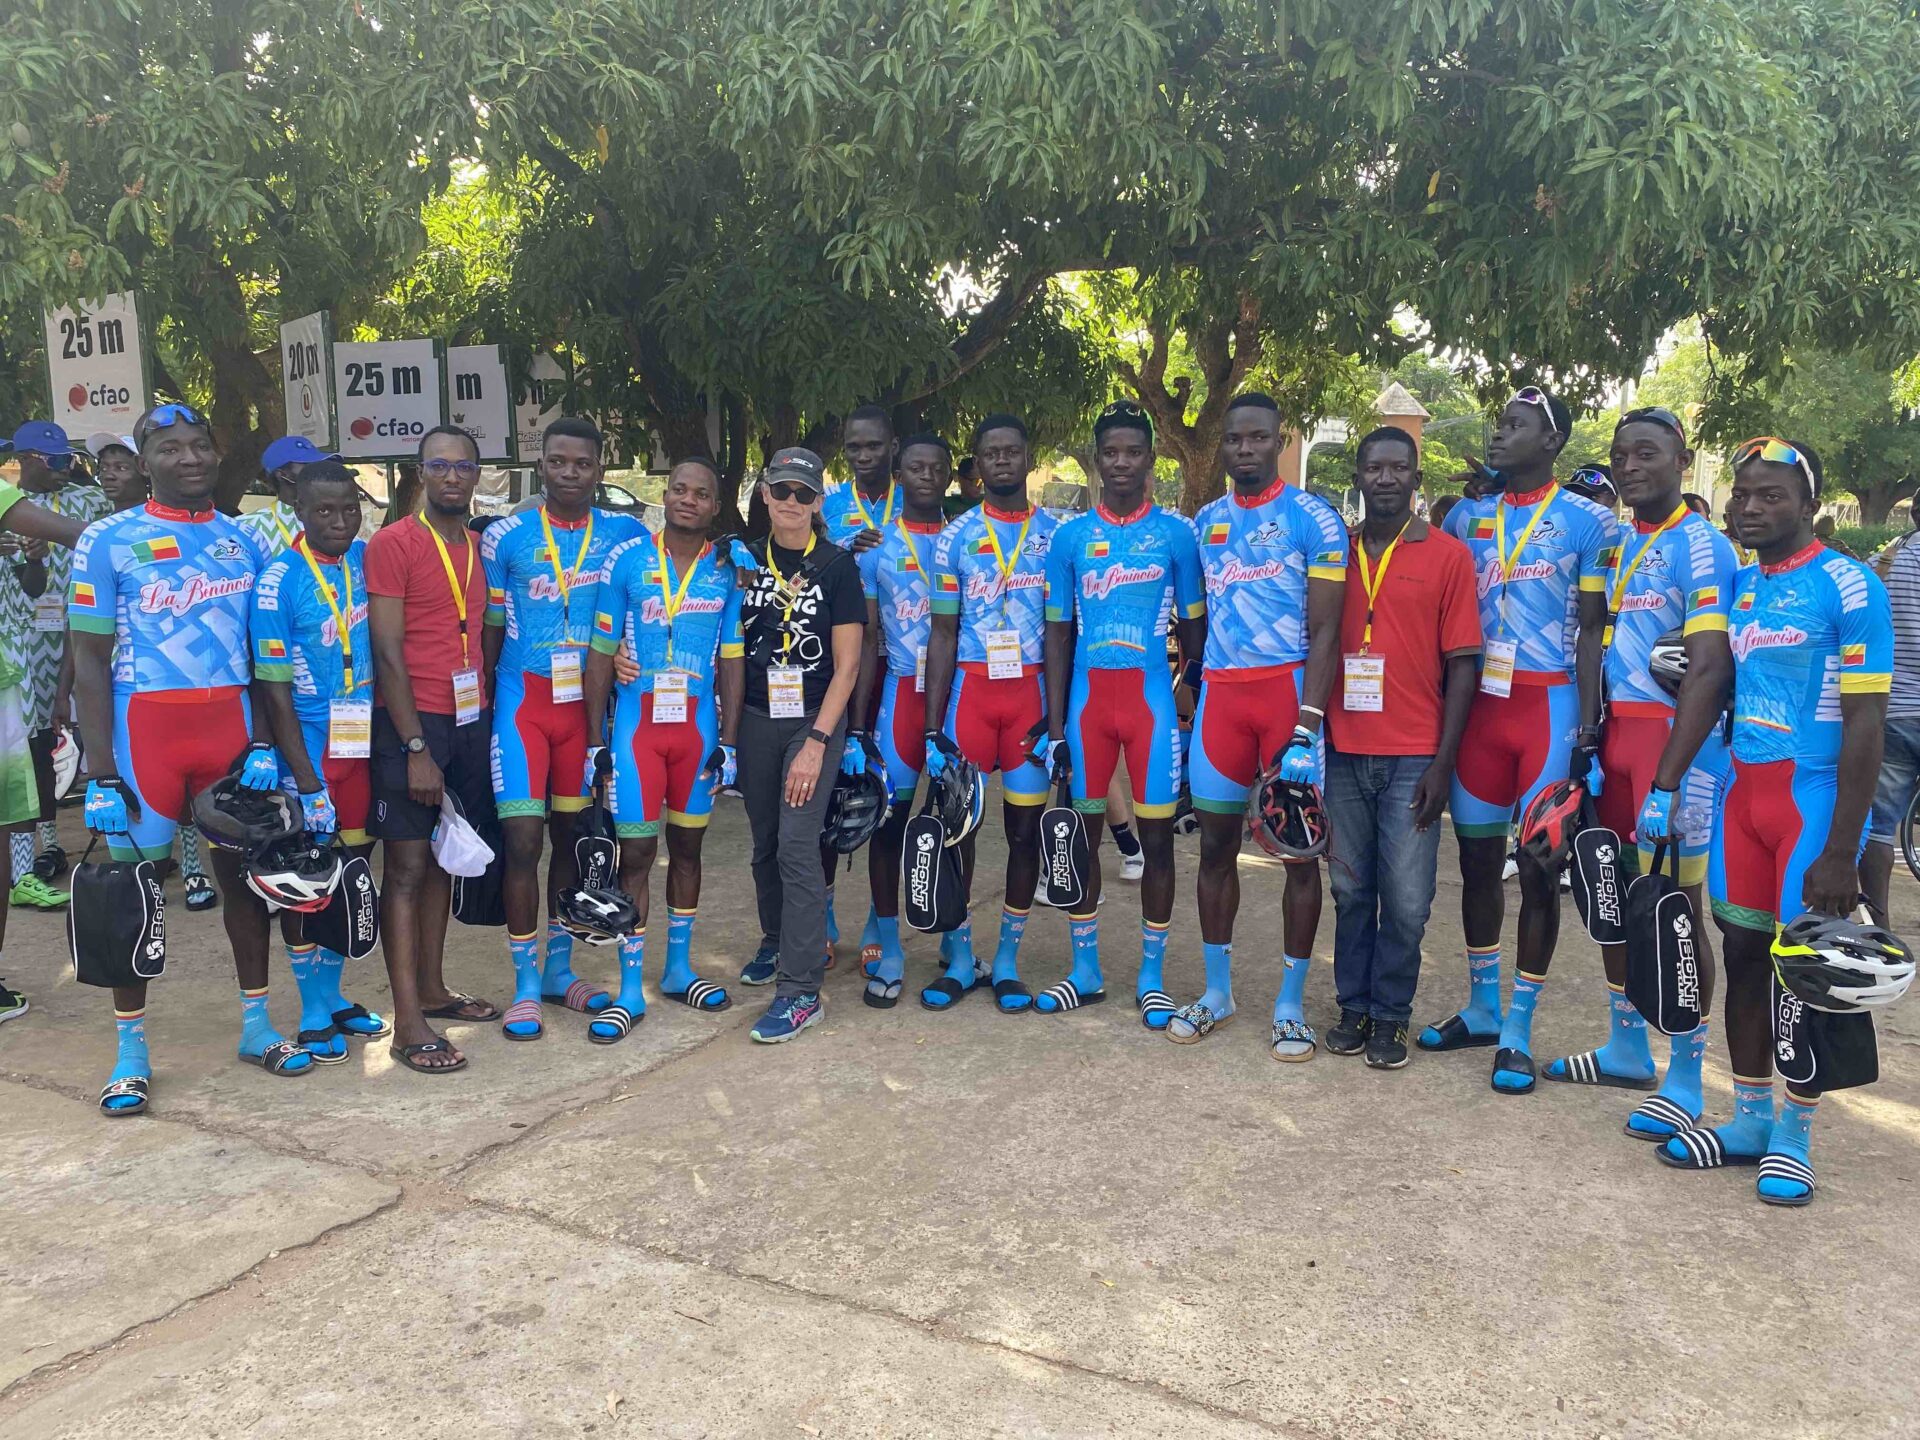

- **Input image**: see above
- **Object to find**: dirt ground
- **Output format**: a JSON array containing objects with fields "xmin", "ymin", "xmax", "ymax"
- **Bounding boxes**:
[{"xmin": 3, "ymin": 794, "xmax": 1916, "ymax": 1439}]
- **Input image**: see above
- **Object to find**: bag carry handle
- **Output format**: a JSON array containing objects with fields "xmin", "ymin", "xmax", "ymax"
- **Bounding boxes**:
[{"xmin": 1645, "ymin": 836, "xmax": 1683, "ymax": 885}]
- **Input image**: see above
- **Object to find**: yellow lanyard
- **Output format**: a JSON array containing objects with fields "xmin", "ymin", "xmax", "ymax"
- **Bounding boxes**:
[
  {"xmin": 980, "ymin": 506, "xmax": 1033, "ymax": 621},
  {"xmin": 654, "ymin": 533, "xmax": 708, "ymax": 667},
  {"xmin": 418, "ymin": 516, "xmax": 476, "ymax": 666},
  {"xmin": 763, "ymin": 533, "xmax": 817, "ymax": 657},
  {"xmin": 1355, "ymin": 519, "xmax": 1410, "ymax": 652},
  {"xmin": 894, "ymin": 518, "xmax": 936, "ymax": 577},
  {"xmin": 294, "ymin": 537, "xmax": 361, "ymax": 695},
  {"xmin": 1604, "ymin": 503, "xmax": 1687, "ymax": 645},
  {"xmin": 849, "ymin": 483, "xmax": 897, "ymax": 530},
  {"xmin": 1492, "ymin": 484, "xmax": 1560, "ymax": 633},
  {"xmin": 539, "ymin": 505, "xmax": 595, "ymax": 644}
]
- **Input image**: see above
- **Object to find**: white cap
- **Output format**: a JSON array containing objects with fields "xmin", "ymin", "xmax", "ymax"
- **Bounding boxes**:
[{"xmin": 85, "ymin": 431, "xmax": 137, "ymax": 458}]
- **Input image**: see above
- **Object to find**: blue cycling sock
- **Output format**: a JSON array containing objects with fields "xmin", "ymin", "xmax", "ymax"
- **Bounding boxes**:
[
  {"xmin": 823, "ymin": 886, "xmax": 839, "ymax": 946},
  {"xmin": 940, "ymin": 918, "xmax": 977, "ymax": 981},
  {"xmin": 104, "ymin": 1008, "xmax": 149, "ymax": 1110},
  {"xmin": 1138, "ymin": 919, "xmax": 1169, "ymax": 998},
  {"xmin": 312, "ymin": 946, "xmax": 348, "ymax": 1012},
  {"xmin": 1664, "ymin": 1076, "xmax": 1774, "ymax": 1165},
  {"xmin": 1627, "ymin": 1022, "xmax": 1710, "ymax": 1137},
  {"xmin": 991, "ymin": 905, "xmax": 1027, "ymax": 983},
  {"xmin": 614, "ymin": 929, "xmax": 647, "ymax": 1013},
  {"xmin": 1272, "ymin": 953, "xmax": 1311, "ymax": 1026},
  {"xmin": 508, "ymin": 931, "xmax": 542, "ymax": 1005},
  {"xmin": 1467, "ymin": 943, "xmax": 1503, "ymax": 1024},
  {"xmin": 1067, "ymin": 911, "xmax": 1103, "ymax": 989},
  {"xmin": 1599, "ymin": 982, "xmax": 1654, "ymax": 1074},
  {"xmin": 540, "ymin": 918, "xmax": 580, "ymax": 993},
  {"xmin": 1497, "ymin": 971, "xmax": 1544, "ymax": 1054},
  {"xmin": 861, "ymin": 903, "xmax": 881, "ymax": 950},
  {"xmin": 661, "ymin": 906, "xmax": 698, "ymax": 992},
  {"xmin": 9, "ymin": 833, "xmax": 32, "ymax": 884},
  {"xmin": 1197, "ymin": 941, "xmax": 1235, "ymax": 1018},
  {"xmin": 238, "ymin": 985, "xmax": 307, "ymax": 1068},
  {"xmin": 1758, "ymin": 1094, "xmax": 1818, "ymax": 1201},
  {"xmin": 874, "ymin": 913, "xmax": 905, "ymax": 984},
  {"xmin": 288, "ymin": 944, "xmax": 346, "ymax": 1060}
]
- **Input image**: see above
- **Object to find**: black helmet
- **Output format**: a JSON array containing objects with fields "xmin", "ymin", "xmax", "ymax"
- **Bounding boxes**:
[
  {"xmin": 822, "ymin": 767, "xmax": 891, "ymax": 854},
  {"xmin": 1246, "ymin": 773, "xmax": 1328, "ymax": 863},
  {"xmin": 1649, "ymin": 626, "xmax": 1687, "ymax": 697},
  {"xmin": 554, "ymin": 886, "xmax": 640, "ymax": 946},
  {"xmin": 191, "ymin": 777, "xmax": 301, "ymax": 853},
  {"xmin": 1772, "ymin": 911, "xmax": 1915, "ymax": 1012},
  {"xmin": 245, "ymin": 833, "xmax": 344, "ymax": 913},
  {"xmin": 927, "ymin": 752, "xmax": 984, "ymax": 847}
]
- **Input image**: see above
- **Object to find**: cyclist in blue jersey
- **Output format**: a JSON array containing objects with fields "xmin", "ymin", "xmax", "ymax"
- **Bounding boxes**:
[
  {"xmin": 582, "ymin": 457, "xmax": 745, "ymax": 1040},
  {"xmin": 481, "ymin": 417, "xmax": 643, "ymax": 1040},
  {"xmin": 1536, "ymin": 410, "xmax": 1738, "ymax": 1135},
  {"xmin": 921, "ymin": 413, "xmax": 1059, "ymax": 1013},
  {"xmin": 1038, "ymin": 401, "xmax": 1206, "ymax": 1020},
  {"xmin": 70, "ymin": 404, "xmax": 313, "ymax": 1115},
  {"xmin": 252, "ymin": 460, "xmax": 390, "ymax": 1064},
  {"xmin": 1663, "ymin": 439, "xmax": 1892, "ymax": 1206},
  {"xmin": 1431, "ymin": 388, "xmax": 1617, "ymax": 1095},
  {"xmin": 848, "ymin": 435, "xmax": 950, "ymax": 1005},
  {"xmin": 1172, "ymin": 393, "xmax": 1347, "ymax": 1057}
]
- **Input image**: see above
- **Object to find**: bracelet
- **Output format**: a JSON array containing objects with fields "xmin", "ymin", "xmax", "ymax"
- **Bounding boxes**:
[
  {"xmin": 806, "ymin": 727, "xmax": 830, "ymax": 745},
  {"xmin": 1298, "ymin": 704, "xmax": 1325, "ymax": 720}
]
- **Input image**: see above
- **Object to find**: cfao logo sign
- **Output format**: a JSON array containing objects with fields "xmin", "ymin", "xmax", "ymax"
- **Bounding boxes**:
[
  {"xmin": 332, "ymin": 339, "xmax": 446, "ymax": 460},
  {"xmin": 44, "ymin": 291, "xmax": 149, "ymax": 432}
]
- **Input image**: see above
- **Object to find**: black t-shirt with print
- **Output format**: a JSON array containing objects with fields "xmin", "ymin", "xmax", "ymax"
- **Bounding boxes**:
[{"xmin": 739, "ymin": 534, "xmax": 866, "ymax": 715}]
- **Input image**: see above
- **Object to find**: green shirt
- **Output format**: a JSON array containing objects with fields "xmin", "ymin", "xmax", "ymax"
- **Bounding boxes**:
[{"xmin": 0, "ymin": 479, "xmax": 29, "ymax": 689}]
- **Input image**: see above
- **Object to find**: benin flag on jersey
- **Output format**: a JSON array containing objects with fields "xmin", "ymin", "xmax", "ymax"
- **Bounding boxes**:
[
  {"xmin": 261, "ymin": 638, "xmax": 287, "ymax": 659},
  {"xmin": 1086, "ymin": 540, "xmax": 1110, "ymax": 559},
  {"xmin": 935, "ymin": 573, "xmax": 958, "ymax": 594},
  {"xmin": 1472, "ymin": 517, "xmax": 1496, "ymax": 540},
  {"xmin": 973, "ymin": 536, "xmax": 995, "ymax": 554},
  {"xmin": 1843, "ymin": 643, "xmax": 1868, "ymax": 668},
  {"xmin": 1205, "ymin": 522, "xmax": 1231, "ymax": 545},
  {"xmin": 133, "ymin": 535, "xmax": 182, "ymax": 564}
]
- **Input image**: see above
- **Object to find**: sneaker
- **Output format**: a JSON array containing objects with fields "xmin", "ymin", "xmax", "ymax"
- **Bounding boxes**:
[
  {"xmin": 1366, "ymin": 1021, "xmax": 1411, "ymax": 1070},
  {"xmin": 8, "ymin": 874, "xmax": 68, "ymax": 910},
  {"xmin": 183, "ymin": 873, "xmax": 219, "ymax": 911},
  {"xmin": 1119, "ymin": 850, "xmax": 1144, "ymax": 882},
  {"xmin": 1325, "ymin": 1008, "xmax": 1371, "ymax": 1056},
  {"xmin": 1501, "ymin": 853, "xmax": 1519, "ymax": 882},
  {"xmin": 0, "ymin": 979, "xmax": 27, "ymax": 1025},
  {"xmin": 749, "ymin": 991, "xmax": 824, "ymax": 1043},
  {"xmin": 739, "ymin": 944, "xmax": 778, "ymax": 986},
  {"xmin": 31, "ymin": 844, "xmax": 67, "ymax": 882}
]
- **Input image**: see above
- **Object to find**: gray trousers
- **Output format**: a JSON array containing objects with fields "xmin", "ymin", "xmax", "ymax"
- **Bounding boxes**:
[{"xmin": 738, "ymin": 706, "xmax": 847, "ymax": 997}]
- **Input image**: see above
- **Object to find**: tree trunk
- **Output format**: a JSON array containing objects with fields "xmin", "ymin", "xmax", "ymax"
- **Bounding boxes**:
[{"xmin": 1849, "ymin": 478, "xmax": 1917, "ymax": 527}]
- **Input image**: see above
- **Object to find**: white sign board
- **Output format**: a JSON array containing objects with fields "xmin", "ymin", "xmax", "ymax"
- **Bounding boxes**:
[
  {"xmin": 514, "ymin": 352, "xmax": 568, "ymax": 465},
  {"xmin": 447, "ymin": 345, "xmax": 514, "ymax": 461},
  {"xmin": 44, "ymin": 291, "xmax": 148, "ymax": 436},
  {"xmin": 280, "ymin": 311, "xmax": 335, "ymax": 449},
  {"xmin": 332, "ymin": 340, "xmax": 446, "ymax": 460}
]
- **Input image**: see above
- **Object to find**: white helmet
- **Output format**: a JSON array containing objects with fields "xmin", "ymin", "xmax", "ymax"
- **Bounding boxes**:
[
  {"xmin": 50, "ymin": 725, "xmax": 81, "ymax": 800},
  {"xmin": 1772, "ymin": 911, "xmax": 1915, "ymax": 1012},
  {"xmin": 245, "ymin": 836, "xmax": 344, "ymax": 914}
]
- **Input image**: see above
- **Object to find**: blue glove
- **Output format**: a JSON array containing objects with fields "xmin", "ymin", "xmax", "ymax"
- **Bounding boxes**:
[
  {"xmin": 299, "ymin": 787, "xmax": 338, "ymax": 837},
  {"xmin": 238, "ymin": 742, "xmax": 282, "ymax": 791},
  {"xmin": 840, "ymin": 733, "xmax": 868, "ymax": 777},
  {"xmin": 727, "ymin": 538, "xmax": 759, "ymax": 573},
  {"xmin": 84, "ymin": 777, "xmax": 133, "ymax": 835},
  {"xmin": 584, "ymin": 744, "xmax": 609, "ymax": 794},
  {"xmin": 1277, "ymin": 728, "xmax": 1322, "ymax": 787},
  {"xmin": 856, "ymin": 731, "xmax": 883, "ymax": 774},
  {"xmin": 1029, "ymin": 731, "xmax": 1067, "ymax": 776},
  {"xmin": 1570, "ymin": 728, "xmax": 1602, "ymax": 794},
  {"xmin": 1637, "ymin": 785, "xmax": 1677, "ymax": 843},
  {"xmin": 924, "ymin": 731, "xmax": 958, "ymax": 777},
  {"xmin": 705, "ymin": 744, "xmax": 738, "ymax": 788}
]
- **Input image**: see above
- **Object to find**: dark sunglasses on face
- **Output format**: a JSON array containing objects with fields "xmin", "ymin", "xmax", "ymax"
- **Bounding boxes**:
[
  {"xmin": 766, "ymin": 481, "xmax": 817, "ymax": 504},
  {"xmin": 421, "ymin": 458, "xmax": 481, "ymax": 481}
]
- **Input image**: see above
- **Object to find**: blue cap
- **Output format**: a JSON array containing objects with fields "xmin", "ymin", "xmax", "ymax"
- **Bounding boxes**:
[
  {"xmin": 2, "ymin": 421, "xmax": 73, "ymax": 457},
  {"xmin": 262, "ymin": 434, "xmax": 340, "ymax": 472}
]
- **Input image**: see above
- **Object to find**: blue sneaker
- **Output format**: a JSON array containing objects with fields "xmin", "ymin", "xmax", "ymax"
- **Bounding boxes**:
[
  {"xmin": 740, "ymin": 944, "xmax": 778, "ymax": 986},
  {"xmin": 749, "ymin": 992, "xmax": 825, "ymax": 1044}
]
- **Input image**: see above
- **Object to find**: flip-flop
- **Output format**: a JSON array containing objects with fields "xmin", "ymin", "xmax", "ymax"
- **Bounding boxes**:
[
  {"xmin": 239, "ymin": 1039, "xmax": 313, "ymax": 1076},
  {"xmin": 1416, "ymin": 1013, "xmax": 1500, "ymax": 1052},
  {"xmin": 502, "ymin": 999, "xmax": 544, "ymax": 1041},
  {"xmin": 1544, "ymin": 1050, "xmax": 1658, "ymax": 1091},
  {"xmin": 920, "ymin": 973, "xmax": 981, "ymax": 1011},
  {"xmin": 330, "ymin": 1003, "xmax": 392, "ymax": 1040},
  {"xmin": 542, "ymin": 979, "xmax": 611, "ymax": 1013},
  {"xmin": 588, "ymin": 1004, "xmax": 642, "ymax": 1044},
  {"xmin": 864, "ymin": 973, "xmax": 903, "ymax": 1009},
  {"xmin": 1490, "ymin": 1047, "xmax": 1536, "ymax": 1094},
  {"xmin": 297, "ymin": 1025, "xmax": 350, "ymax": 1064},
  {"xmin": 1136, "ymin": 989, "xmax": 1176, "ymax": 1030},
  {"xmin": 992, "ymin": 978, "xmax": 1032, "ymax": 1014},
  {"xmin": 98, "ymin": 1075, "xmax": 150, "ymax": 1116},
  {"xmin": 1036, "ymin": 980, "xmax": 1106, "ymax": 1013},
  {"xmin": 661, "ymin": 979, "xmax": 732, "ymax": 1013},
  {"xmin": 421, "ymin": 993, "xmax": 501, "ymax": 1022},
  {"xmin": 1624, "ymin": 1094, "xmax": 1700, "ymax": 1141},
  {"xmin": 390, "ymin": 1038, "xmax": 467, "ymax": 1075}
]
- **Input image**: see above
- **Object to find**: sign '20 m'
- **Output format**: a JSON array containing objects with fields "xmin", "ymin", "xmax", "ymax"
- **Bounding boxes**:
[{"xmin": 332, "ymin": 340, "xmax": 447, "ymax": 460}]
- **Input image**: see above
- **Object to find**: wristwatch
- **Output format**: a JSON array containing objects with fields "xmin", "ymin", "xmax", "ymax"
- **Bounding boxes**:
[
  {"xmin": 403, "ymin": 735, "xmax": 427, "ymax": 755},
  {"xmin": 806, "ymin": 728, "xmax": 830, "ymax": 745}
]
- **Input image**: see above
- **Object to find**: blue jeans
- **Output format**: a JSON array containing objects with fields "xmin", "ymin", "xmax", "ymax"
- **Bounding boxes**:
[
  {"xmin": 1326, "ymin": 748, "xmax": 1442, "ymax": 1025},
  {"xmin": 1866, "ymin": 715, "xmax": 1920, "ymax": 845}
]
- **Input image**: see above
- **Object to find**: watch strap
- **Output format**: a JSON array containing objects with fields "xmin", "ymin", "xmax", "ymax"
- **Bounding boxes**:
[{"xmin": 806, "ymin": 727, "xmax": 830, "ymax": 745}]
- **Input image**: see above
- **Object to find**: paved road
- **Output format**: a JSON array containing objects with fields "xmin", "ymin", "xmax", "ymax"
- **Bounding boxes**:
[{"xmin": 3, "ymin": 796, "xmax": 1916, "ymax": 1438}]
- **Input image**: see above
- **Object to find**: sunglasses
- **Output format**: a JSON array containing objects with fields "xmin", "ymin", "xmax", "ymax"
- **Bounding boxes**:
[
  {"xmin": 421, "ymin": 458, "xmax": 481, "ymax": 481},
  {"xmin": 765, "ymin": 480, "xmax": 818, "ymax": 504},
  {"xmin": 1568, "ymin": 465, "xmax": 1613, "ymax": 490},
  {"xmin": 1507, "ymin": 387, "xmax": 1562, "ymax": 434},
  {"xmin": 1618, "ymin": 405, "xmax": 1687, "ymax": 443},
  {"xmin": 1732, "ymin": 436, "xmax": 1820, "ymax": 499},
  {"xmin": 136, "ymin": 403, "xmax": 207, "ymax": 444}
]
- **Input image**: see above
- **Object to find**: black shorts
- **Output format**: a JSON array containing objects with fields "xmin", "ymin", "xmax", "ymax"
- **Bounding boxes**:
[
  {"xmin": 27, "ymin": 726, "xmax": 55, "ymax": 824},
  {"xmin": 370, "ymin": 708, "xmax": 496, "ymax": 843}
]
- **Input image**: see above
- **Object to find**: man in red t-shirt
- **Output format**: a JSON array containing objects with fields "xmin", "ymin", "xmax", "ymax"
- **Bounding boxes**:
[
  {"xmin": 1324, "ymin": 427, "xmax": 1481, "ymax": 1069},
  {"xmin": 365, "ymin": 425, "xmax": 499, "ymax": 1073}
]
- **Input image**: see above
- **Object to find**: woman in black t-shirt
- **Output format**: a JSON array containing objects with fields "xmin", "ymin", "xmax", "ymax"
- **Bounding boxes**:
[{"xmin": 732, "ymin": 447, "xmax": 866, "ymax": 1042}]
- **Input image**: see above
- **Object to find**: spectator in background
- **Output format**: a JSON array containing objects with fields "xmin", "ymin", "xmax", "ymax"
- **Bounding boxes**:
[
  {"xmin": 1871, "ymin": 494, "xmax": 1920, "ymax": 581},
  {"xmin": 1564, "ymin": 463, "xmax": 1616, "ymax": 510},
  {"xmin": 1862, "ymin": 512, "xmax": 1920, "ymax": 920},
  {"xmin": 1813, "ymin": 514, "xmax": 1856, "ymax": 557},
  {"xmin": 1682, "ymin": 491, "xmax": 1713, "ymax": 519},
  {"xmin": 88, "ymin": 434, "xmax": 147, "ymax": 511},
  {"xmin": 1428, "ymin": 494, "xmax": 1460, "ymax": 532},
  {"xmin": 946, "ymin": 454, "xmax": 985, "ymax": 519}
]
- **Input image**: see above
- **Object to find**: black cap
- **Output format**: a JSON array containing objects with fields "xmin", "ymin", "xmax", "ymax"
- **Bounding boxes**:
[{"xmin": 765, "ymin": 446, "xmax": 827, "ymax": 493}]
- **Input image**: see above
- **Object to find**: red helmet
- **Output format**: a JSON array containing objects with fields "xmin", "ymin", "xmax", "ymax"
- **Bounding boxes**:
[
  {"xmin": 1247, "ymin": 775, "xmax": 1329, "ymax": 864},
  {"xmin": 1517, "ymin": 779, "xmax": 1585, "ymax": 871}
]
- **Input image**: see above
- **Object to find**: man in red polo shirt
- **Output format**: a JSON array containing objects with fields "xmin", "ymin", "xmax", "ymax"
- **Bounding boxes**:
[
  {"xmin": 1324, "ymin": 427, "xmax": 1481, "ymax": 1069},
  {"xmin": 365, "ymin": 425, "xmax": 500, "ymax": 1074}
]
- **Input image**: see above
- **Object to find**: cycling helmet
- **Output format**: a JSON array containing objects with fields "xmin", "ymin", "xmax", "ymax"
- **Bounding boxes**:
[
  {"xmin": 1772, "ymin": 911, "xmax": 1915, "ymax": 1013},
  {"xmin": 191, "ymin": 776, "xmax": 301, "ymax": 853},
  {"xmin": 554, "ymin": 886, "xmax": 640, "ymax": 946},
  {"xmin": 1246, "ymin": 774, "xmax": 1328, "ymax": 863},
  {"xmin": 927, "ymin": 752, "xmax": 984, "ymax": 847},
  {"xmin": 50, "ymin": 725, "xmax": 81, "ymax": 800},
  {"xmin": 244, "ymin": 834, "xmax": 344, "ymax": 913},
  {"xmin": 1649, "ymin": 626, "xmax": 1688, "ymax": 698},
  {"xmin": 1517, "ymin": 778, "xmax": 1585, "ymax": 872},
  {"xmin": 822, "ymin": 767, "xmax": 891, "ymax": 855}
]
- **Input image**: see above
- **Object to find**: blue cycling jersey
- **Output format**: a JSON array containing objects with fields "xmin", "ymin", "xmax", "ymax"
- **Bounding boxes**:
[
  {"xmin": 930, "ymin": 502, "xmax": 1059, "ymax": 669},
  {"xmin": 858, "ymin": 518, "xmax": 942, "ymax": 676},
  {"xmin": 68, "ymin": 501, "xmax": 270, "ymax": 695},
  {"xmin": 1192, "ymin": 478, "xmax": 1346, "ymax": 673},
  {"xmin": 590, "ymin": 534, "xmax": 744, "ymax": 700},
  {"xmin": 1604, "ymin": 509, "xmax": 1739, "ymax": 711},
  {"xmin": 1044, "ymin": 502, "xmax": 1205, "ymax": 671},
  {"xmin": 251, "ymin": 538, "xmax": 372, "ymax": 724},
  {"xmin": 481, "ymin": 506, "xmax": 641, "ymax": 677},
  {"xmin": 1727, "ymin": 542, "xmax": 1892, "ymax": 767},
  {"xmin": 821, "ymin": 481, "xmax": 900, "ymax": 549}
]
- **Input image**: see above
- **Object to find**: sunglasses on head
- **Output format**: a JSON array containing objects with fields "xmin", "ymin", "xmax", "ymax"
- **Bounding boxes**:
[
  {"xmin": 1733, "ymin": 436, "xmax": 1820, "ymax": 499},
  {"xmin": 421, "ymin": 457, "xmax": 481, "ymax": 481},
  {"xmin": 136, "ymin": 403, "xmax": 207, "ymax": 444},
  {"xmin": 1618, "ymin": 405, "xmax": 1687, "ymax": 443},
  {"xmin": 765, "ymin": 480, "xmax": 817, "ymax": 504},
  {"xmin": 1507, "ymin": 386, "xmax": 1562, "ymax": 434}
]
